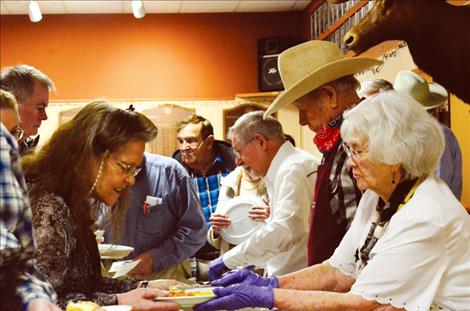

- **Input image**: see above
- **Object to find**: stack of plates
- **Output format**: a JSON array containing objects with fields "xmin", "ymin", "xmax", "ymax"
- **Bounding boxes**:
[{"xmin": 98, "ymin": 244, "xmax": 134, "ymax": 259}]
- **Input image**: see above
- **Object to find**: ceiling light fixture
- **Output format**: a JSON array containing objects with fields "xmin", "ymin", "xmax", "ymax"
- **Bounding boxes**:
[
  {"xmin": 28, "ymin": 0, "xmax": 42, "ymax": 23},
  {"xmin": 131, "ymin": 0, "xmax": 145, "ymax": 19}
]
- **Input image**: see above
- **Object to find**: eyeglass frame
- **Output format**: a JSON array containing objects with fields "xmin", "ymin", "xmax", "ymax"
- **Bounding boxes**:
[
  {"xmin": 109, "ymin": 155, "xmax": 142, "ymax": 177},
  {"xmin": 232, "ymin": 136, "xmax": 255, "ymax": 160},
  {"xmin": 341, "ymin": 142, "xmax": 367, "ymax": 161}
]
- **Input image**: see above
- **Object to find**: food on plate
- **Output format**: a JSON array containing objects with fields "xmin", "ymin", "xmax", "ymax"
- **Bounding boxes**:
[
  {"xmin": 168, "ymin": 285, "xmax": 213, "ymax": 297},
  {"xmin": 66, "ymin": 301, "xmax": 104, "ymax": 311}
]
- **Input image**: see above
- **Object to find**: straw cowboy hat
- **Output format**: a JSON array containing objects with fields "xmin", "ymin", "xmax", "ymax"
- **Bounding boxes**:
[
  {"xmin": 264, "ymin": 40, "xmax": 381, "ymax": 117},
  {"xmin": 394, "ymin": 70, "xmax": 448, "ymax": 110}
]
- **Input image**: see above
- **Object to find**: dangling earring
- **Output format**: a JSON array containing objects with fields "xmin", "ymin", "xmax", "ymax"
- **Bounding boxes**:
[{"xmin": 87, "ymin": 151, "xmax": 108, "ymax": 197}]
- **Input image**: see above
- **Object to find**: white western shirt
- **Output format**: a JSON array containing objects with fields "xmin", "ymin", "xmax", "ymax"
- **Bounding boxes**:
[{"xmin": 223, "ymin": 142, "xmax": 319, "ymax": 276}]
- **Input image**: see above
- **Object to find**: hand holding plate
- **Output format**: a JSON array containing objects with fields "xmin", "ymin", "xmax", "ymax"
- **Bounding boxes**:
[
  {"xmin": 211, "ymin": 266, "xmax": 279, "ymax": 288},
  {"xmin": 129, "ymin": 252, "xmax": 153, "ymax": 276},
  {"xmin": 248, "ymin": 202, "xmax": 270, "ymax": 222},
  {"xmin": 193, "ymin": 284, "xmax": 274, "ymax": 311},
  {"xmin": 209, "ymin": 213, "xmax": 231, "ymax": 234},
  {"xmin": 208, "ymin": 257, "xmax": 227, "ymax": 281}
]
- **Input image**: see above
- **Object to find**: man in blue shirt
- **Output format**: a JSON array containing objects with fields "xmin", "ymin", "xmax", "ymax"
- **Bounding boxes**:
[
  {"xmin": 103, "ymin": 153, "xmax": 207, "ymax": 282},
  {"xmin": 173, "ymin": 115, "xmax": 236, "ymax": 261},
  {"xmin": 436, "ymin": 124, "xmax": 462, "ymax": 199},
  {"xmin": 394, "ymin": 70, "xmax": 462, "ymax": 199}
]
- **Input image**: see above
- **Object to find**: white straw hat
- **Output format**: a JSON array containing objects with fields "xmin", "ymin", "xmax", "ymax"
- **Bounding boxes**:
[
  {"xmin": 264, "ymin": 40, "xmax": 381, "ymax": 117},
  {"xmin": 394, "ymin": 70, "xmax": 448, "ymax": 110}
]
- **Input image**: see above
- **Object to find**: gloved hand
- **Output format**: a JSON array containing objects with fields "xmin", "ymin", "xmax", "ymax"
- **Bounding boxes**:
[
  {"xmin": 208, "ymin": 257, "xmax": 227, "ymax": 281},
  {"xmin": 193, "ymin": 284, "xmax": 274, "ymax": 311},
  {"xmin": 211, "ymin": 266, "xmax": 279, "ymax": 288}
]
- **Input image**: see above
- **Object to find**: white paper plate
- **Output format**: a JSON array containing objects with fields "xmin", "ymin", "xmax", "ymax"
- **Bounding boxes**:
[
  {"xmin": 98, "ymin": 244, "xmax": 134, "ymax": 259},
  {"xmin": 155, "ymin": 287, "xmax": 216, "ymax": 308},
  {"xmin": 219, "ymin": 196, "xmax": 266, "ymax": 245}
]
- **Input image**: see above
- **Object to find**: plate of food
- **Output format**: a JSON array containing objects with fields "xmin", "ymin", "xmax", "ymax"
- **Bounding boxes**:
[
  {"xmin": 219, "ymin": 196, "xmax": 267, "ymax": 245},
  {"xmin": 66, "ymin": 301, "xmax": 132, "ymax": 311},
  {"xmin": 98, "ymin": 244, "xmax": 134, "ymax": 259},
  {"xmin": 155, "ymin": 286, "xmax": 217, "ymax": 308}
]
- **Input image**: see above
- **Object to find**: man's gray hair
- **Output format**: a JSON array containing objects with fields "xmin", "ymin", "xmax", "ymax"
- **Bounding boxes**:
[
  {"xmin": 1, "ymin": 65, "xmax": 55, "ymax": 105},
  {"xmin": 341, "ymin": 90, "xmax": 444, "ymax": 178},
  {"xmin": 357, "ymin": 79, "xmax": 394, "ymax": 98},
  {"xmin": 228, "ymin": 111, "xmax": 284, "ymax": 144}
]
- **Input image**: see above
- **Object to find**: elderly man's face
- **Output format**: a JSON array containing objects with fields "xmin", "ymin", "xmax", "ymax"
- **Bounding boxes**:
[
  {"xmin": 177, "ymin": 123, "xmax": 213, "ymax": 169},
  {"xmin": 18, "ymin": 81, "xmax": 49, "ymax": 138},
  {"xmin": 232, "ymin": 134, "xmax": 268, "ymax": 177},
  {"xmin": 294, "ymin": 88, "xmax": 337, "ymax": 132}
]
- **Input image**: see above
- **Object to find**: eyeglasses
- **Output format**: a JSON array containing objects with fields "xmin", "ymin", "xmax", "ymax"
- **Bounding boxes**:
[
  {"xmin": 342, "ymin": 142, "xmax": 366, "ymax": 161},
  {"xmin": 110, "ymin": 156, "xmax": 141, "ymax": 177},
  {"xmin": 232, "ymin": 137, "xmax": 254, "ymax": 159},
  {"xmin": 12, "ymin": 127, "xmax": 24, "ymax": 141}
]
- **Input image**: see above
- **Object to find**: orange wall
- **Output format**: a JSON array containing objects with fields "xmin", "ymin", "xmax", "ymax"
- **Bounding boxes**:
[{"xmin": 1, "ymin": 12, "xmax": 301, "ymax": 101}]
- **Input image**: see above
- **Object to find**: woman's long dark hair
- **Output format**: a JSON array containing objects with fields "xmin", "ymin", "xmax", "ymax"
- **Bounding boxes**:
[{"xmin": 23, "ymin": 101, "xmax": 158, "ymax": 252}]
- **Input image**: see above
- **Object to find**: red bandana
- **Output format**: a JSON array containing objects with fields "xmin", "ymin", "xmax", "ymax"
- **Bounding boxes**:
[{"xmin": 314, "ymin": 125, "xmax": 341, "ymax": 153}]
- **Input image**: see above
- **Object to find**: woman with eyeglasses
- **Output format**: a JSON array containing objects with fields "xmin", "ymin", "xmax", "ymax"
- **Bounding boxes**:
[
  {"xmin": 194, "ymin": 91, "xmax": 470, "ymax": 311},
  {"xmin": 22, "ymin": 101, "xmax": 179, "ymax": 310}
]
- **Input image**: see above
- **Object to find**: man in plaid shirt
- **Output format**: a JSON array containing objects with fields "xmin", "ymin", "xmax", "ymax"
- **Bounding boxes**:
[
  {"xmin": 0, "ymin": 123, "xmax": 59, "ymax": 311},
  {"xmin": 173, "ymin": 115, "xmax": 236, "ymax": 261}
]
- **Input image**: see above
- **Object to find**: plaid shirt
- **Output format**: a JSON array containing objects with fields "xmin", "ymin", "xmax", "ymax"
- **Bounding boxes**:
[
  {"xmin": 328, "ymin": 144, "xmax": 361, "ymax": 226},
  {"xmin": 0, "ymin": 124, "xmax": 56, "ymax": 310},
  {"xmin": 190, "ymin": 154, "xmax": 231, "ymax": 227}
]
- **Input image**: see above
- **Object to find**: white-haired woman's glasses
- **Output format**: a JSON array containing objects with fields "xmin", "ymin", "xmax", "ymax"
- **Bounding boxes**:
[{"xmin": 342, "ymin": 142, "xmax": 367, "ymax": 161}]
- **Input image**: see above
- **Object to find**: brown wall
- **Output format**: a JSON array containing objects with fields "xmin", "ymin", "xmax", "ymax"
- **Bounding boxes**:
[{"xmin": 1, "ymin": 12, "xmax": 301, "ymax": 101}]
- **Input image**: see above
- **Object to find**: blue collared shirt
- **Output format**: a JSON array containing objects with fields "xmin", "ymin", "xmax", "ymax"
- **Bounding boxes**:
[
  {"xmin": 190, "ymin": 154, "xmax": 231, "ymax": 227},
  {"xmin": 436, "ymin": 123, "xmax": 462, "ymax": 200},
  {"xmin": 0, "ymin": 123, "xmax": 57, "ymax": 310},
  {"xmin": 103, "ymin": 153, "xmax": 207, "ymax": 272}
]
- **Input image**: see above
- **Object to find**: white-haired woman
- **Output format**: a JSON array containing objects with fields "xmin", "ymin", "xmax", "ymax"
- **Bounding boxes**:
[{"xmin": 195, "ymin": 91, "xmax": 470, "ymax": 311}]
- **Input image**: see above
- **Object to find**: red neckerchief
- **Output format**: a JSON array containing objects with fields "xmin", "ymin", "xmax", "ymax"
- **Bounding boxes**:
[
  {"xmin": 314, "ymin": 113, "xmax": 343, "ymax": 153},
  {"xmin": 314, "ymin": 125, "xmax": 340, "ymax": 153}
]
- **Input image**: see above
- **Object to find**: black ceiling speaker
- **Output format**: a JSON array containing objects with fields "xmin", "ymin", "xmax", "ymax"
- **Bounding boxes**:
[{"xmin": 257, "ymin": 37, "xmax": 300, "ymax": 92}]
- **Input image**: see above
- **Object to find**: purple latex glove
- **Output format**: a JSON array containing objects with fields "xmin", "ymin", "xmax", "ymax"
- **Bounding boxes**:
[
  {"xmin": 211, "ymin": 266, "xmax": 279, "ymax": 288},
  {"xmin": 193, "ymin": 284, "xmax": 274, "ymax": 311},
  {"xmin": 208, "ymin": 257, "xmax": 227, "ymax": 281}
]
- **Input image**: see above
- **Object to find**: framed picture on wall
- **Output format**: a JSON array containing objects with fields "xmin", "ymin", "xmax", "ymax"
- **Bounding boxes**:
[
  {"xmin": 222, "ymin": 103, "xmax": 276, "ymax": 141},
  {"xmin": 142, "ymin": 104, "xmax": 195, "ymax": 157}
]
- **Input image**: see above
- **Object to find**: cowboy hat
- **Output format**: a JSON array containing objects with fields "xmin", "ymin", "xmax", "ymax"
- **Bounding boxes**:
[
  {"xmin": 394, "ymin": 70, "xmax": 448, "ymax": 110},
  {"xmin": 264, "ymin": 40, "xmax": 381, "ymax": 117}
]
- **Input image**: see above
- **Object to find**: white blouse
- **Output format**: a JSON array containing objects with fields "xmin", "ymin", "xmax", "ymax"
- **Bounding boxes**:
[{"xmin": 329, "ymin": 175, "xmax": 470, "ymax": 311}]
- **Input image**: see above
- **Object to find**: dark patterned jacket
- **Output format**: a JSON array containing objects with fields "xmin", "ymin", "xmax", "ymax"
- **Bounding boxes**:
[{"xmin": 27, "ymin": 181, "xmax": 136, "ymax": 308}]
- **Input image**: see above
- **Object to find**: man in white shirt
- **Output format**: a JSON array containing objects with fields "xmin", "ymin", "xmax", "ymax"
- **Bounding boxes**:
[{"xmin": 208, "ymin": 111, "xmax": 319, "ymax": 278}]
